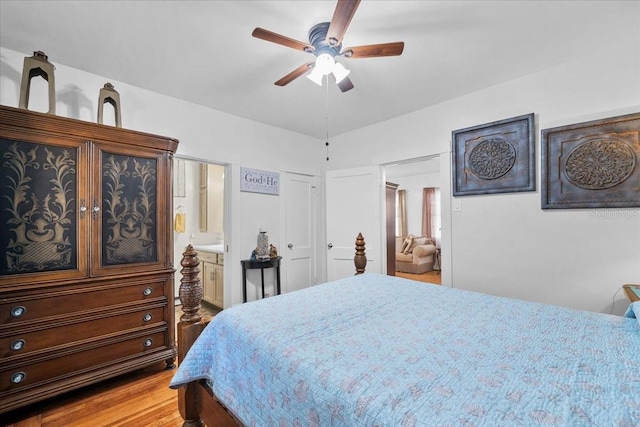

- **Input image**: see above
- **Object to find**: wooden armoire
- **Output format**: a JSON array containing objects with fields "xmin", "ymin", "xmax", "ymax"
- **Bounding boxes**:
[{"xmin": 0, "ymin": 105, "xmax": 178, "ymax": 414}]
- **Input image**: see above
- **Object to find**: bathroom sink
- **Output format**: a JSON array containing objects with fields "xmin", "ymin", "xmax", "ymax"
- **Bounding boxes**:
[{"xmin": 193, "ymin": 243, "xmax": 224, "ymax": 253}]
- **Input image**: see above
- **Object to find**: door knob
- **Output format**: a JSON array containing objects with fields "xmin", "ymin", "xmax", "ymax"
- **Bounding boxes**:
[
  {"xmin": 287, "ymin": 243, "xmax": 293, "ymax": 249},
  {"xmin": 328, "ymin": 243, "xmax": 333, "ymax": 249}
]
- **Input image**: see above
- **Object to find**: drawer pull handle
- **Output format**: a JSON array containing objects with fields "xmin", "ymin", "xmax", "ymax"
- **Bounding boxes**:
[
  {"xmin": 143, "ymin": 287, "xmax": 152, "ymax": 296},
  {"xmin": 11, "ymin": 339, "xmax": 26, "ymax": 351},
  {"xmin": 11, "ymin": 306, "xmax": 26, "ymax": 318},
  {"xmin": 11, "ymin": 372, "xmax": 26, "ymax": 384},
  {"xmin": 143, "ymin": 338, "xmax": 153, "ymax": 348},
  {"xmin": 143, "ymin": 313, "xmax": 152, "ymax": 322}
]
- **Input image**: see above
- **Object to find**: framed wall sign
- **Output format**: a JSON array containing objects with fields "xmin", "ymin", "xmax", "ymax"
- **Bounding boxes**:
[
  {"xmin": 240, "ymin": 167, "xmax": 280, "ymax": 195},
  {"xmin": 541, "ymin": 112, "xmax": 640, "ymax": 209},
  {"xmin": 452, "ymin": 113, "xmax": 535, "ymax": 196}
]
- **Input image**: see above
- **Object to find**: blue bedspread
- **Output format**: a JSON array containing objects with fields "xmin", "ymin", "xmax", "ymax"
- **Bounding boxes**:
[{"xmin": 170, "ymin": 273, "xmax": 640, "ymax": 426}]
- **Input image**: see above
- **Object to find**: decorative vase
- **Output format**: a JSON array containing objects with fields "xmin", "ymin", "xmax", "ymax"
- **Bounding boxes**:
[
  {"xmin": 20, "ymin": 51, "xmax": 56, "ymax": 114},
  {"xmin": 257, "ymin": 230, "xmax": 269, "ymax": 260}
]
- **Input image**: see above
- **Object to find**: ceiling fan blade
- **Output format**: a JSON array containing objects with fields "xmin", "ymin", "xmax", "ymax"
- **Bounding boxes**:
[
  {"xmin": 274, "ymin": 62, "xmax": 315, "ymax": 86},
  {"xmin": 342, "ymin": 42, "xmax": 405, "ymax": 58},
  {"xmin": 252, "ymin": 27, "xmax": 314, "ymax": 53},
  {"xmin": 326, "ymin": 0, "xmax": 361, "ymax": 46},
  {"xmin": 336, "ymin": 75, "xmax": 355, "ymax": 93}
]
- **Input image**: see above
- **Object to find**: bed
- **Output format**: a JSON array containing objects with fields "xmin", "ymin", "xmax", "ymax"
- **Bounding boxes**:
[{"xmin": 170, "ymin": 241, "xmax": 640, "ymax": 426}]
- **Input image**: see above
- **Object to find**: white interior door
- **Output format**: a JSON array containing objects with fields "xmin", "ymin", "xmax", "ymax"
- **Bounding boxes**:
[
  {"xmin": 283, "ymin": 172, "xmax": 317, "ymax": 293},
  {"xmin": 325, "ymin": 166, "xmax": 382, "ymax": 281}
]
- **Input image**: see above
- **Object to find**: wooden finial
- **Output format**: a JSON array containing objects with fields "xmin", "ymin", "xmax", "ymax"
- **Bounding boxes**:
[
  {"xmin": 354, "ymin": 232, "xmax": 367, "ymax": 275},
  {"xmin": 179, "ymin": 244, "xmax": 202, "ymax": 323}
]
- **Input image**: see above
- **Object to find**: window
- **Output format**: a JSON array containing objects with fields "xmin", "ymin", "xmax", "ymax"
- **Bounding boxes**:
[{"xmin": 422, "ymin": 187, "xmax": 441, "ymax": 246}]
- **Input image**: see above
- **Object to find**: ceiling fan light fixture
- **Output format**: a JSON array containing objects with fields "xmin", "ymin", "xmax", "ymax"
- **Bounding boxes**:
[
  {"xmin": 332, "ymin": 61, "xmax": 350, "ymax": 83},
  {"xmin": 314, "ymin": 53, "xmax": 335, "ymax": 75},
  {"xmin": 253, "ymin": 2, "xmax": 404, "ymax": 93},
  {"xmin": 306, "ymin": 67, "xmax": 325, "ymax": 86}
]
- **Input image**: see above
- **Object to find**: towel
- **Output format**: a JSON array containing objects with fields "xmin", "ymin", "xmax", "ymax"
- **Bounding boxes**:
[{"xmin": 174, "ymin": 212, "xmax": 186, "ymax": 233}]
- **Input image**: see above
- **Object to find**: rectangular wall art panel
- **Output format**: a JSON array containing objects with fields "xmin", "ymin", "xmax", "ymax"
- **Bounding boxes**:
[
  {"xmin": 541, "ymin": 112, "xmax": 640, "ymax": 209},
  {"xmin": 452, "ymin": 113, "xmax": 535, "ymax": 196}
]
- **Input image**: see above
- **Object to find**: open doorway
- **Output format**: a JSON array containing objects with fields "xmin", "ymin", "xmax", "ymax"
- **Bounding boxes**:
[
  {"xmin": 173, "ymin": 158, "xmax": 227, "ymax": 308},
  {"xmin": 384, "ymin": 156, "xmax": 441, "ymax": 285}
]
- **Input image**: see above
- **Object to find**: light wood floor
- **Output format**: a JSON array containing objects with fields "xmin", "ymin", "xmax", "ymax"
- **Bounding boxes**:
[
  {"xmin": 395, "ymin": 269, "xmax": 441, "ymax": 285},
  {"xmin": 4, "ymin": 362, "xmax": 182, "ymax": 427}
]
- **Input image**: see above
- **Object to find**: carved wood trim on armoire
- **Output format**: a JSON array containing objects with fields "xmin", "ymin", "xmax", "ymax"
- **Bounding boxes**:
[{"xmin": 0, "ymin": 105, "xmax": 179, "ymax": 414}]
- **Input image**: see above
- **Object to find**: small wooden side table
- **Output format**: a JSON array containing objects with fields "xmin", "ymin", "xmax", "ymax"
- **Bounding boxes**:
[
  {"xmin": 623, "ymin": 284, "xmax": 640, "ymax": 303},
  {"xmin": 241, "ymin": 257, "xmax": 282, "ymax": 303}
]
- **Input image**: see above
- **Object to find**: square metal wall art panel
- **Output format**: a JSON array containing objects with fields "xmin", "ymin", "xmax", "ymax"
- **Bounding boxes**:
[
  {"xmin": 541, "ymin": 112, "xmax": 640, "ymax": 209},
  {"xmin": 452, "ymin": 113, "xmax": 535, "ymax": 196}
]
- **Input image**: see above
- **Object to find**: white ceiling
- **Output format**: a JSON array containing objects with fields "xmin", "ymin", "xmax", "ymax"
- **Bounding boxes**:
[{"xmin": 1, "ymin": 1, "xmax": 637, "ymax": 140}]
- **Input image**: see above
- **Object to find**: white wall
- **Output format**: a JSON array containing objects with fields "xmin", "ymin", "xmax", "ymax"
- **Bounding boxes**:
[
  {"xmin": 324, "ymin": 37, "xmax": 640, "ymax": 314},
  {"xmin": 0, "ymin": 46, "xmax": 324, "ymax": 307}
]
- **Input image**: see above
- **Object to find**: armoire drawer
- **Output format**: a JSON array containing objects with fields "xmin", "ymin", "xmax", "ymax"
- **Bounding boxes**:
[
  {"xmin": 1, "ymin": 280, "xmax": 167, "ymax": 325},
  {"xmin": 0, "ymin": 305, "xmax": 166, "ymax": 359},
  {"xmin": 0, "ymin": 330, "xmax": 167, "ymax": 394}
]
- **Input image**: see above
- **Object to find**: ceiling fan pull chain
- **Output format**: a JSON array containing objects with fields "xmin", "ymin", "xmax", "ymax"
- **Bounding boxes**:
[{"xmin": 325, "ymin": 75, "xmax": 330, "ymax": 161}]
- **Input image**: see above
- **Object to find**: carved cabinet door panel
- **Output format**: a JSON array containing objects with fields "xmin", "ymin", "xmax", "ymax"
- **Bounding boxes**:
[
  {"xmin": 0, "ymin": 135, "xmax": 89, "ymax": 287},
  {"xmin": 89, "ymin": 142, "xmax": 170, "ymax": 276}
]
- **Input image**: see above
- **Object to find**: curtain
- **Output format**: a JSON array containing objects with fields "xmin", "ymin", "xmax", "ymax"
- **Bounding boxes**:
[
  {"xmin": 396, "ymin": 189, "xmax": 407, "ymax": 237},
  {"xmin": 422, "ymin": 187, "xmax": 435, "ymax": 240}
]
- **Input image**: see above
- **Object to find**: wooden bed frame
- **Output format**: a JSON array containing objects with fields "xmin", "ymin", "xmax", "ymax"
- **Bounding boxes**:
[{"xmin": 176, "ymin": 233, "xmax": 367, "ymax": 427}]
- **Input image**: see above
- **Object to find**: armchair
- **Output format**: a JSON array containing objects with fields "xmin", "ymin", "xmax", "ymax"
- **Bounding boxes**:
[{"xmin": 395, "ymin": 235, "xmax": 437, "ymax": 274}]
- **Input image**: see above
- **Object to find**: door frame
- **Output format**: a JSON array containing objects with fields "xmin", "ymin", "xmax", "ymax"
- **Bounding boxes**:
[
  {"xmin": 171, "ymin": 156, "xmax": 231, "ymax": 306},
  {"xmin": 381, "ymin": 154, "xmax": 452, "ymax": 287}
]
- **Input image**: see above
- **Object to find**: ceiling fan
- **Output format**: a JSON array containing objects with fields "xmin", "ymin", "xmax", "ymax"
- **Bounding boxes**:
[{"xmin": 252, "ymin": 0, "xmax": 404, "ymax": 93}]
